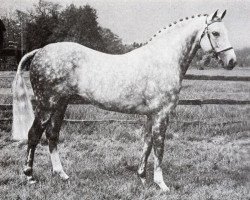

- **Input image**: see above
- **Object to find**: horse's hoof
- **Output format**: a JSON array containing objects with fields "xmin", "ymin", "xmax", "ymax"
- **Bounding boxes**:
[
  {"xmin": 159, "ymin": 185, "xmax": 170, "ymax": 193},
  {"xmin": 23, "ymin": 166, "xmax": 32, "ymax": 176},
  {"xmin": 53, "ymin": 170, "xmax": 69, "ymax": 181},
  {"xmin": 139, "ymin": 177, "xmax": 146, "ymax": 186},
  {"xmin": 27, "ymin": 176, "xmax": 37, "ymax": 184},
  {"xmin": 154, "ymin": 181, "xmax": 170, "ymax": 192},
  {"xmin": 60, "ymin": 172, "xmax": 69, "ymax": 181},
  {"xmin": 161, "ymin": 187, "xmax": 170, "ymax": 193}
]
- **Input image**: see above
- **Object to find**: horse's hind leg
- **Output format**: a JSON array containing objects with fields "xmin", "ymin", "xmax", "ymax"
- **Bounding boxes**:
[
  {"xmin": 137, "ymin": 116, "xmax": 153, "ymax": 185},
  {"xmin": 152, "ymin": 113, "xmax": 170, "ymax": 192},
  {"xmin": 45, "ymin": 99, "xmax": 69, "ymax": 180},
  {"xmin": 24, "ymin": 107, "xmax": 52, "ymax": 183}
]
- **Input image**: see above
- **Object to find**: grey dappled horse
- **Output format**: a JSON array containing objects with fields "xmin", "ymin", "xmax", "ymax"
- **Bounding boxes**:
[{"xmin": 12, "ymin": 10, "xmax": 236, "ymax": 191}]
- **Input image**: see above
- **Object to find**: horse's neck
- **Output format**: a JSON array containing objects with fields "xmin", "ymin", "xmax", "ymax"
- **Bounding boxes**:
[{"xmin": 145, "ymin": 17, "xmax": 206, "ymax": 77}]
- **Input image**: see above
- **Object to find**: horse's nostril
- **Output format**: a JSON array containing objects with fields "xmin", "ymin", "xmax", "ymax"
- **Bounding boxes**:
[
  {"xmin": 228, "ymin": 59, "xmax": 236, "ymax": 69},
  {"xmin": 229, "ymin": 59, "xmax": 233, "ymax": 64}
]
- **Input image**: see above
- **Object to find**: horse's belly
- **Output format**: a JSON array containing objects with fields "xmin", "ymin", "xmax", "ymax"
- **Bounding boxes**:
[
  {"xmin": 77, "ymin": 81, "xmax": 178, "ymax": 114},
  {"xmin": 77, "ymin": 84, "xmax": 147, "ymax": 114}
]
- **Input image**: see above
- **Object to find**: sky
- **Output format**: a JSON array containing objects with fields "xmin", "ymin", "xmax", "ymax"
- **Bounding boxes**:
[{"xmin": 0, "ymin": 0, "xmax": 249, "ymax": 49}]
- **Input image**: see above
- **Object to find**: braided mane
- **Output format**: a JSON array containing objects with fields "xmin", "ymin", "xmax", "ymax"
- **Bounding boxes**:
[{"xmin": 145, "ymin": 13, "xmax": 208, "ymax": 45}]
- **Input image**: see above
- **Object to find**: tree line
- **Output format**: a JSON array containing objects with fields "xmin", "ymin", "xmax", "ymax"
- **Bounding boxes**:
[
  {"xmin": 1, "ymin": 0, "xmax": 249, "ymax": 70},
  {"xmin": 2, "ymin": 0, "xmax": 141, "ymax": 55},
  {"xmin": 192, "ymin": 48, "xmax": 250, "ymax": 69}
]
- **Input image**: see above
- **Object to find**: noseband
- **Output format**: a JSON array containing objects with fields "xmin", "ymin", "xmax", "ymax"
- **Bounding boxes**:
[{"xmin": 199, "ymin": 18, "xmax": 233, "ymax": 59}]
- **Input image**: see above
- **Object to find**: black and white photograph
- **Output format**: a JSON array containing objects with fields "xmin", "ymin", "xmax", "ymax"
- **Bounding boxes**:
[{"xmin": 0, "ymin": 0, "xmax": 249, "ymax": 199}]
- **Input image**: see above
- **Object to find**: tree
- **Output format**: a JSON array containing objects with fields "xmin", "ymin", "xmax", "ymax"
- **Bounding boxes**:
[
  {"xmin": 2, "ymin": 13, "xmax": 20, "ymax": 48},
  {"xmin": 25, "ymin": 0, "xmax": 61, "ymax": 51},
  {"xmin": 123, "ymin": 42, "xmax": 143, "ymax": 53},
  {"xmin": 51, "ymin": 4, "xmax": 105, "ymax": 52},
  {"xmin": 99, "ymin": 28, "xmax": 125, "ymax": 54},
  {"xmin": 2, "ymin": 0, "xmax": 144, "ymax": 59},
  {"xmin": 190, "ymin": 49, "xmax": 221, "ymax": 69},
  {"xmin": 235, "ymin": 48, "xmax": 250, "ymax": 67}
]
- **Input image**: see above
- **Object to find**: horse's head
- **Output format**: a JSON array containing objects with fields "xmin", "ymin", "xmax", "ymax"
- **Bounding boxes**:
[{"xmin": 199, "ymin": 10, "xmax": 237, "ymax": 70}]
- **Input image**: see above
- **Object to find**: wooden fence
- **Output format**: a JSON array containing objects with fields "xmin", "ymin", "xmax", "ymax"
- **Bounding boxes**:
[
  {"xmin": 0, "ymin": 74, "xmax": 250, "ymax": 81},
  {"xmin": 183, "ymin": 74, "xmax": 250, "ymax": 81}
]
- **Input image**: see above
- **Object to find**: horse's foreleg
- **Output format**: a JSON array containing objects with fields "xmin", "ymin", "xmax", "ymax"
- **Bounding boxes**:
[
  {"xmin": 137, "ymin": 116, "xmax": 153, "ymax": 185},
  {"xmin": 152, "ymin": 113, "xmax": 170, "ymax": 192},
  {"xmin": 46, "ymin": 102, "xmax": 68, "ymax": 180},
  {"xmin": 24, "ymin": 108, "xmax": 50, "ymax": 183}
]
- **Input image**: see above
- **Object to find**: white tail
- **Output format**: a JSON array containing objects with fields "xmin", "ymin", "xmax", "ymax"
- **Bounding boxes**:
[{"xmin": 12, "ymin": 49, "xmax": 39, "ymax": 140}]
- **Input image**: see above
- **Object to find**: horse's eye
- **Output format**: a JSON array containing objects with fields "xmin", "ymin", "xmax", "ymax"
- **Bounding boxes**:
[{"xmin": 212, "ymin": 31, "xmax": 220, "ymax": 37}]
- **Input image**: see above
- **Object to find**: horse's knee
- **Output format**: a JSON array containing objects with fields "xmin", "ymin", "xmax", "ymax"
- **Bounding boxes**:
[{"xmin": 27, "ymin": 119, "xmax": 43, "ymax": 145}]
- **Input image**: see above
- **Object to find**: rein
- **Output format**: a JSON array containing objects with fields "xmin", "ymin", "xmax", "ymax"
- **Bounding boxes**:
[{"xmin": 199, "ymin": 18, "xmax": 233, "ymax": 58}]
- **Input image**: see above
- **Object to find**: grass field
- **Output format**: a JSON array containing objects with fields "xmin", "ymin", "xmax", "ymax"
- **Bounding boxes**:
[{"xmin": 0, "ymin": 68, "xmax": 249, "ymax": 200}]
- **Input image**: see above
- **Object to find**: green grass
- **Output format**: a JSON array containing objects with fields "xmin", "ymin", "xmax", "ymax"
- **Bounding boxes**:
[{"xmin": 0, "ymin": 69, "xmax": 249, "ymax": 199}]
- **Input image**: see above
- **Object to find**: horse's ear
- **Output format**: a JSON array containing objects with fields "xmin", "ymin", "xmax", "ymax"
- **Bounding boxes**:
[
  {"xmin": 220, "ymin": 10, "xmax": 227, "ymax": 20},
  {"xmin": 212, "ymin": 10, "xmax": 219, "ymax": 20}
]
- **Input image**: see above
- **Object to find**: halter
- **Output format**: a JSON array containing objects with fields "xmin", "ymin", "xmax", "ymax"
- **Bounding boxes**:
[{"xmin": 199, "ymin": 17, "xmax": 233, "ymax": 59}]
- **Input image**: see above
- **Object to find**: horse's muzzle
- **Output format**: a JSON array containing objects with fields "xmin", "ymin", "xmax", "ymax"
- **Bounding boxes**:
[{"xmin": 223, "ymin": 58, "xmax": 237, "ymax": 70}]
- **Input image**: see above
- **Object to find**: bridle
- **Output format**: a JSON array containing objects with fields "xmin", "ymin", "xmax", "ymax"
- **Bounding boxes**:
[{"xmin": 199, "ymin": 17, "xmax": 233, "ymax": 59}]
